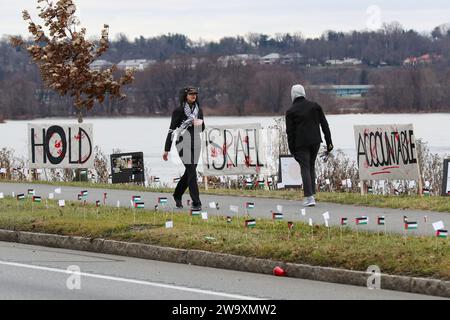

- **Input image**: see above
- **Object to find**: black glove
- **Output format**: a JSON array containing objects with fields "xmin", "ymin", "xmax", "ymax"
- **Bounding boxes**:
[{"xmin": 327, "ymin": 144, "xmax": 334, "ymax": 152}]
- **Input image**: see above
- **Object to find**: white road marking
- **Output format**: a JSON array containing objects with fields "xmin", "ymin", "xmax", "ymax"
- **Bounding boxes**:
[{"xmin": 0, "ymin": 260, "xmax": 263, "ymax": 300}]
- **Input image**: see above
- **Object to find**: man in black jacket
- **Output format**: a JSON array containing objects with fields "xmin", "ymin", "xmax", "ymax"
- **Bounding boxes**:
[{"xmin": 285, "ymin": 84, "xmax": 333, "ymax": 207}]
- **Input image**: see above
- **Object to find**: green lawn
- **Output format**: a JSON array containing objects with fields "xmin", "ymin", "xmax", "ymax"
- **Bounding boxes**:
[
  {"xmin": 2, "ymin": 179, "xmax": 450, "ymax": 212},
  {"xmin": 0, "ymin": 196, "xmax": 448, "ymax": 280}
]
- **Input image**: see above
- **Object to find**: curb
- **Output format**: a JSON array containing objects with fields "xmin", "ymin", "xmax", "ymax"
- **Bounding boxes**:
[{"xmin": 0, "ymin": 229, "xmax": 448, "ymax": 298}]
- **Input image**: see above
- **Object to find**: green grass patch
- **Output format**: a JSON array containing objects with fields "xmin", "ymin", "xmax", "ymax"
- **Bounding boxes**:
[
  {"xmin": 1, "ymin": 179, "xmax": 449, "ymax": 212},
  {"xmin": 0, "ymin": 196, "xmax": 448, "ymax": 280}
]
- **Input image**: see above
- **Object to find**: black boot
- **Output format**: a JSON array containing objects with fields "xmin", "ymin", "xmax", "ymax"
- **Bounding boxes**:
[{"xmin": 173, "ymin": 195, "xmax": 183, "ymax": 209}]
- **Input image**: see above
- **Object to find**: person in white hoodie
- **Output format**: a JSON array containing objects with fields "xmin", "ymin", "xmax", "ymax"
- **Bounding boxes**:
[{"xmin": 285, "ymin": 84, "xmax": 333, "ymax": 207}]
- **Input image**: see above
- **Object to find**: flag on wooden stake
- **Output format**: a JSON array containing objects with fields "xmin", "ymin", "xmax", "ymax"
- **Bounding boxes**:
[
  {"xmin": 245, "ymin": 202, "xmax": 255, "ymax": 209},
  {"xmin": 405, "ymin": 221, "xmax": 418, "ymax": 230},
  {"xmin": 28, "ymin": 189, "xmax": 35, "ymax": 196},
  {"xmin": 158, "ymin": 197, "xmax": 168, "ymax": 204},
  {"xmin": 245, "ymin": 219, "xmax": 256, "ymax": 228},
  {"xmin": 190, "ymin": 209, "xmax": 201, "ymax": 216},
  {"xmin": 356, "ymin": 216, "xmax": 369, "ymax": 225},
  {"xmin": 16, "ymin": 194, "xmax": 25, "ymax": 201},
  {"xmin": 226, "ymin": 216, "xmax": 232, "ymax": 224},
  {"xmin": 134, "ymin": 202, "xmax": 145, "ymax": 209},
  {"xmin": 436, "ymin": 229, "xmax": 448, "ymax": 238},
  {"xmin": 32, "ymin": 196, "xmax": 42, "ymax": 203},
  {"xmin": 288, "ymin": 221, "xmax": 294, "ymax": 230},
  {"xmin": 377, "ymin": 216, "xmax": 385, "ymax": 225},
  {"xmin": 272, "ymin": 212, "xmax": 284, "ymax": 220},
  {"xmin": 341, "ymin": 217, "xmax": 348, "ymax": 226}
]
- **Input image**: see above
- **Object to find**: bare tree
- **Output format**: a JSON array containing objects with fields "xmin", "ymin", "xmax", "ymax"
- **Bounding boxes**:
[{"xmin": 9, "ymin": 0, "xmax": 135, "ymax": 123}]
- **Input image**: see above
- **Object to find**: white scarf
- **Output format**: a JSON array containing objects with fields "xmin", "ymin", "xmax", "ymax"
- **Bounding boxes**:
[{"xmin": 171, "ymin": 102, "xmax": 199, "ymax": 140}]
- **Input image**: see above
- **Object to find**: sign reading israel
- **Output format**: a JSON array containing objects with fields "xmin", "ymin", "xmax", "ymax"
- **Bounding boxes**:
[
  {"xmin": 202, "ymin": 123, "xmax": 266, "ymax": 175},
  {"xmin": 28, "ymin": 124, "xmax": 94, "ymax": 168},
  {"xmin": 354, "ymin": 124, "xmax": 420, "ymax": 180}
]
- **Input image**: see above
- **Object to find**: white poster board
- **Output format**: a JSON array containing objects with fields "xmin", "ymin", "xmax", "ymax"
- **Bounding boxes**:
[
  {"xmin": 28, "ymin": 124, "xmax": 94, "ymax": 169},
  {"xmin": 354, "ymin": 124, "xmax": 420, "ymax": 180},
  {"xmin": 443, "ymin": 159, "xmax": 450, "ymax": 196},
  {"xmin": 278, "ymin": 155, "xmax": 302, "ymax": 188},
  {"xmin": 202, "ymin": 123, "xmax": 268, "ymax": 175}
]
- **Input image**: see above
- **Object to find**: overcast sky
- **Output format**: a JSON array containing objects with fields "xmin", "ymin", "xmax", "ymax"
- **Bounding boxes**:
[{"xmin": 2, "ymin": 0, "xmax": 450, "ymax": 41}]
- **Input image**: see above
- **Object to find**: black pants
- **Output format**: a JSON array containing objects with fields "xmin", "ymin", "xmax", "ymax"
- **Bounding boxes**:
[
  {"xmin": 173, "ymin": 163, "xmax": 201, "ymax": 206},
  {"xmin": 294, "ymin": 144, "xmax": 320, "ymax": 197}
]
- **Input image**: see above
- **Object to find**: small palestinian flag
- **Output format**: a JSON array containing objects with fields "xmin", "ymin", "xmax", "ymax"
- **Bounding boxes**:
[
  {"xmin": 245, "ymin": 202, "xmax": 255, "ymax": 209},
  {"xmin": 158, "ymin": 197, "xmax": 168, "ymax": 204},
  {"xmin": 132, "ymin": 196, "xmax": 141, "ymax": 203},
  {"xmin": 258, "ymin": 180, "xmax": 265, "ymax": 187},
  {"xmin": 28, "ymin": 189, "xmax": 35, "ymax": 196},
  {"xmin": 226, "ymin": 216, "xmax": 232, "ymax": 224},
  {"xmin": 245, "ymin": 181, "xmax": 254, "ymax": 188},
  {"xmin": 134, "ymin": 202, "xmax": 145, "ymax": 209},
  {"xmin": 423, "ymin": 188, "xmax": 430, "ymax": 196},
  {"xmin": 190, "ymin": 209, "xmax": 201, "ymax": 216},
  {"xmin": 80, "ymin": 190, "xmax": 88, "ymax": 198},
  {"xmin": 436, "ymin": 229, "xmax": 448, "ymax": 238},
  {"xmin": 154, "ymin": 177, "xmax": 160, "ymax": 182},
  {"xmin": 32, "ymin": 196, "xmax": 42, "ymax": 203},
  {"xmin": 367, "ymin": 186, "xmax": 373, "ymax": 194},
  {"xmin": 287, "ymin": 221, "xmax": 294, "ymax": 230},
  {"xmin": 16, "ymin": 194, "xmax": 25, "ymax": 201},
  {"xmin": 405, "ymin": 221, "xmax": 418, "ymax": 230},
  {"xmin": 272, "ymin": 212, "xmax": 284, "ymax": 220},
  {"xmin": 173, "ymin": 177, "xmax": 181, "ymax": 183},
  {"xmin": 341, "ymin": 217, "xmax": 348, "ymax": 226},
  {"xmin": 355, "ymin": 216, "xmax": 369, "ymax": 225},
  {"xmin": 77, "ymin": 194, "xmax": 82, "ymax": 201},
  {"xmin": 403, "ymin": 215, "xmax": 408, "ymax": 223},
  {"xmin": 377, "ymin": 216, "xmax": 385, "ymax": 226},
  {"xmin": 245, "ymin": 219, "xmax": 256, "ymax": 228},
  {"xmin": 96, "ymin": 200, "xmax": 101, "ymax": 207}
]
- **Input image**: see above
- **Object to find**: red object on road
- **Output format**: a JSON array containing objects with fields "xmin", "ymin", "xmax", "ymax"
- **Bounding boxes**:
[{"xmin": 273, "ymin": 266, "xmax": 286, "ymax": 277}]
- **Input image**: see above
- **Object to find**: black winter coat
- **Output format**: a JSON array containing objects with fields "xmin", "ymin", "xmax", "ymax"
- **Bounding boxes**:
[
  {"xmin": 285, "ymin": 97, "xmax": 332, "ymax": 154},
  {"xmin": 164, "ymin": 105, "xmax": 205, "ymax": 154}
]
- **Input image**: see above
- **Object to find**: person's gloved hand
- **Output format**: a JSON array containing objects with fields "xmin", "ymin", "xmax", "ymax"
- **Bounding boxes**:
[{"xmin": 327, "ymin": 144, "xmax": 334, "ymax": 153}]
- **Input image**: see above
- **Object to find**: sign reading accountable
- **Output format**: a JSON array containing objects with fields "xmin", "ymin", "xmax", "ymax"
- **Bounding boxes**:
[
  {"xmin": 28, "ymin": 124, "xmax": 94, "ymax": 169},
  {"xmin": 354, "ymin": 124, "xmax": 420, "ymax": 180},
  {"xmin": 202, "ymin": 123, "xmax": 266, "ymax": 175}
]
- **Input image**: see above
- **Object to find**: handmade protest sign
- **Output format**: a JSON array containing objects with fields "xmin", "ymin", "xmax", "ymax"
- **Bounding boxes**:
[
  {"xmin": 442, "ymin": 159, "xmax": 450, "ymax": 196},
  {"xmin": 202, "ymin": 123, "xmax": 267, "ymax": 175},
  {"xmin": 28, "ymin": 124, "xmax": 93, "ymax": 168},
  {"xmin": 354, "ymin": 124, "xmax": 420, "ymax": 180},
  {"xmin": 278, "ymin": 155, "xmax": 302, "ymax": 188}
]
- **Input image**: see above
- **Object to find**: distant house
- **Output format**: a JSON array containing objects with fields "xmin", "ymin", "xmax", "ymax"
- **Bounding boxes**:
[
  {"xmin": 403, "ymin": 54, "xmax": 443, "ymax": 66},
  {"xmin": 281, "ymin": 53, "xmax": 304, "ymax": 64},
  {"xmin": 309, "ymin": 85, "xmax": 375, "ymax": 97},
  {"xmin": 325, "ymin": 58, "xmax": 363, "ymax": 66},
  {"xmin": 90, "ymin": 59, "xmax": 113, "ymax": 71},
  {"xmin": 117, "ymin": 59, "xmax": 156, "ymax": 71},
  {"xmin": 217, "ymin": 54, "xmax": 260, "ymax": 67},
  {"xmin": 260, "ymin": 53, "xmax": 282, "ymax": 65},
  {"xmin": 165, "ymin": 57, "xmax": 209, "ymax": 68}
]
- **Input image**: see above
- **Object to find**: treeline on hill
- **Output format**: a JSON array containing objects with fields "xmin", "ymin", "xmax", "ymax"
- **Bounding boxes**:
[{"xmin": 1, "ymin": 22, "xmax": 450, "ymax": 120}]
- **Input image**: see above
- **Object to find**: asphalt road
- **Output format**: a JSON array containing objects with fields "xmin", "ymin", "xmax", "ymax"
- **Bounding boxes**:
[
  {"xmin": 0, "ymin": 241, "xmax": 444, "ymax": 300},
  {"xmin": 1, "ymin": 182, "xmax": 449, "ymax": 236}
]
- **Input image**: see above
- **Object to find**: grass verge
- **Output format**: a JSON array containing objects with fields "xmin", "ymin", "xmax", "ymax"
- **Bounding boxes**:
[
  {"xmin": 1, "ymin": 179, "xmax": 449, "ymax": 213},
  {"xmin": 0, "ymin": 196, "xmax": 448, "ymax": 280}
]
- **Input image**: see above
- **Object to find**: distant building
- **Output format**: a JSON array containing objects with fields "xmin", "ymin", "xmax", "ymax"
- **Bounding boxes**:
[
  {"xmin": 325, "ymin": 58, "xmax": 363, "ymax": 66},
  {"xmin": 90, "ymin": 59, "xmax": 113, "ymax": 71},
  {"xmin": 403, "ymin": 54, "xmax": 443, "ymax": 66},
  {"xmin": 117, "ymin": 59, "xmax": 156, "ymax": 71},
  {"xmin": 309, "ymin": 85, "xmax": 375, "ymax": 97},
  {"xmin": 260, "ymin": 53, "xmax": 282, "ymax": 64},
  {"xmin": 217, "ymin": 54, "xmax": 260, "ymax": 67}
]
